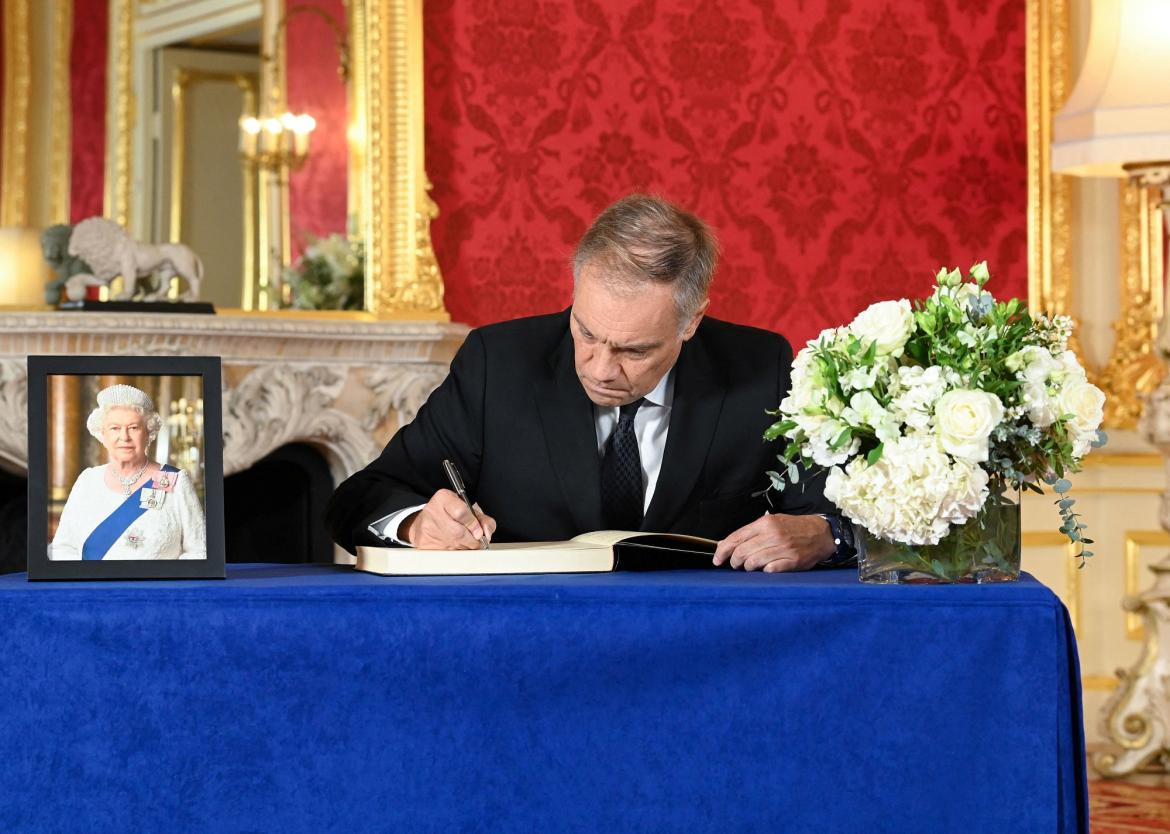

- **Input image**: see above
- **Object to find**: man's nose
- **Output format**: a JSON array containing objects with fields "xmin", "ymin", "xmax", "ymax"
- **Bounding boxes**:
[{"xmin": 590, "ymin": 349, "xmax": 621, "ymax": 381}]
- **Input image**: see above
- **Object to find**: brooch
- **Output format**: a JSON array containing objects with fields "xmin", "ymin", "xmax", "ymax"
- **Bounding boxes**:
[{"xmin": 125, "ymin": 528, "xmax": 146, "ymax": 550}]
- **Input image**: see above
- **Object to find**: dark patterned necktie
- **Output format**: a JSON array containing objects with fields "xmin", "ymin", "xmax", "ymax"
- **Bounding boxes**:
[{"xmin": 601, "ymin": 399, "xmax": 644, "ymax": 531}]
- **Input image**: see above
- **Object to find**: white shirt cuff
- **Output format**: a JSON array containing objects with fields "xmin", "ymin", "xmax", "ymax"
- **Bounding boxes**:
[{"xmin": 368, "ymin": 504, "xmax": 426, "ymax": 546}]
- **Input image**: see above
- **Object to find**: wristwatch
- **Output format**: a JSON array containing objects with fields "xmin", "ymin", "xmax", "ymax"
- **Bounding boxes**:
[{"xmin": 816, "ymin": 513, "xmax": 856, "ymax": 567}]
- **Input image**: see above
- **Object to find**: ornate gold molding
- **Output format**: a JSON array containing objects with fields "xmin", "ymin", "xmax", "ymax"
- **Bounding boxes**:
[
  {"xmin": 1097, "ymin": 183, "xmax": 1166, "ymax": 428},
  {"xmin": 363, "ymin": 0, "xmax": 448, "ymax": 319},
  {"xmin": 1026, "ymin": 0, "xmax": 1073, "ymax": 321},
  {"xmin": 49, "ymin": 0, "xmax": 74, "ymax": 223},
  {"xmin": 1, "ymin": 0, "xmax": 33, "ymax": 226},
  {"xmin": 105, "ymin": 0, "xmax": 134, "ymax": 227}
]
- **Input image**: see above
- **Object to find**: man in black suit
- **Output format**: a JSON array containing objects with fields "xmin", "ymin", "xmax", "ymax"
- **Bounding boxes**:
[{"xmin": 328, "ymin": 195, "xmax": 853, "ymax": 571}]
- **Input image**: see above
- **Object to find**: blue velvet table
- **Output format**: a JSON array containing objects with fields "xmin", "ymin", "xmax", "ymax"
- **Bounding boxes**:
[{"xmin": 0, "ymin": 565, "xmax": 1087, "ymax": 833}]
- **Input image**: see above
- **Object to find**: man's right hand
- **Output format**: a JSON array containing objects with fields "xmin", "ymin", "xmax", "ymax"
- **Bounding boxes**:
[{"xmin": 401, "ymin": 489, "xmax": 497, "ymax": 550}]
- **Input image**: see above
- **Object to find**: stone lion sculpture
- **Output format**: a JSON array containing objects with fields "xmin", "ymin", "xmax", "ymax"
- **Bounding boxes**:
[
  {"xmin": 41, "ymin": 224, "xmax": 95, "ymax": 305},
  {"xmin": 66, "ymin": 217, "xmax": 203, "ymax": 301}
]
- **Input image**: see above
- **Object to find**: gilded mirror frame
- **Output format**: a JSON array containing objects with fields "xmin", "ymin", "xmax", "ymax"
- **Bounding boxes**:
[{"xmin": 103, "ymin": 0, "xmax": 448, "ymax": 319}]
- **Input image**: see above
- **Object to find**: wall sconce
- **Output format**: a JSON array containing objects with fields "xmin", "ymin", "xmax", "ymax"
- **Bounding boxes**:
[
  {"xmin": 239, "ymin": 112, "xmax": 318, "ymax": 171},
  {"xmin": 238, "ymin": 5, "xmax": 350, "ymax": 172},
  {"xmin": 1052, "ymin": 0, "xmax": 1170, "ymax": 781}
]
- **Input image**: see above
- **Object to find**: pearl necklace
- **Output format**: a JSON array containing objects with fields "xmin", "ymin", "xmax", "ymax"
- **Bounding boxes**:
[{"xmin": 115, "ymin": 461, "xmax": 150, "ymax": 495}]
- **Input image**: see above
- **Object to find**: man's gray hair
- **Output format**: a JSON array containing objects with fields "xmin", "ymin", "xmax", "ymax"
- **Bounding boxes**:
[{"xmin": 572, "ymin": 194, "xmax": 718, "ymax": 322}]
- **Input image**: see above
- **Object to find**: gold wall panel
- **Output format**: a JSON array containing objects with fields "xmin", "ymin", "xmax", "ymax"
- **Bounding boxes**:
[
  {"xmin": 1098, "ymin": 183, "xmax": 1166, "ymax": 428},
  {"xmin": 49, "ymin": 0, "xmax": 73, "ymax": 223},
  {"xmin": 1027, "ymin": 0, "xmax": 1073, "ymax": 322},
  {"xmin": 105, "ymin": 0, "xmax": 134, "ymax": 227},
  {"xmin": 1022, "ymin": 530, "xmax": 1083, "ymax": 635},
  {"xmin": 1124, "ymin": 531, "xmax": 1170, "ymax": 640},
  {"xmin": 1, "ymin": 0, "xmax": 32, "ymax": 226}
]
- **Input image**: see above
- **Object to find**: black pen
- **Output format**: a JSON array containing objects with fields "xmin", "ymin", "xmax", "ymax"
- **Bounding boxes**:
[{"xmin": 442, "ymin": 459, "xmax": 490, "ymax": 549}]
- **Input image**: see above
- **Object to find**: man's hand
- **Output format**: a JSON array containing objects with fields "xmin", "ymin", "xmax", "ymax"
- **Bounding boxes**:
[
  {"xmin": 713, "ymin": 513, "xmax": 835, "ymax": 573},
  {"xmin": 401, "ymin": 489, "xmax": 498, "ymax": 550}
]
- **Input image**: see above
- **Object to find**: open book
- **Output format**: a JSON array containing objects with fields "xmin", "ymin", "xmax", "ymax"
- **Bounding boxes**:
[{"xmin": 355, "ymin": 530, "xmax": 719, "ymax": 576}]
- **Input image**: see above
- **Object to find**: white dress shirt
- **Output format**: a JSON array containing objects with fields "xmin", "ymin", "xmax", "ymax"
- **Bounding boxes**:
[{"xmin": 369, "ymin": 367, "xmax": 677, "ymax": 545}]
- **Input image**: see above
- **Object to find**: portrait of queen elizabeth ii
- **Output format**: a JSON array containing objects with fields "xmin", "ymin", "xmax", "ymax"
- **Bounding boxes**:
[{"xmin": 49, "ymin": 384, "xmax": 207, "ymax": 561}]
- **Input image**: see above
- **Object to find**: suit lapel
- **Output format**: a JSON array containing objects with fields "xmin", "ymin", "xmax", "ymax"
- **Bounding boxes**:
[
  {"xmin": 534, "ymin": 327, "xmax": 606, "ymax": 533},
  {"xmin": 642, "ymin": 333, "xmax": 727, "ymax": 532}
]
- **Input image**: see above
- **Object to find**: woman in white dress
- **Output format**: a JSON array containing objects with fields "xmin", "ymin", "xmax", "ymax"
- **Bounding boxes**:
[{"xmin": 50, "ymin": 384, "xmax": 206, "ymax": 560}]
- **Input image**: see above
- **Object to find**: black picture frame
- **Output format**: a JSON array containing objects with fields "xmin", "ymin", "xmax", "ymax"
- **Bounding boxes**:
[{"xmin": 26, "ymin": 355, "xmax": 225, "ymax": 580}]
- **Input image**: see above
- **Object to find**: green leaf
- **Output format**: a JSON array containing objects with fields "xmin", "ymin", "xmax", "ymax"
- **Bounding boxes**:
[
  {"xmin": 1057, "ymin": 498, "xmax": 1075, "ymax": 510},
  {"xmin": 763, "ymin": 419, "xmax": 796, "ymax": 441},
  {"xmin": 830, "ymin": 427, "xmax": 853, "ymax": 451},
  {"xmin": 1053, "ymin": 478, "xmax": 1071, "ymax": 494},
  {"xmin": 866, "ymin": 444, "xmax": 885, "ymax": 466}
]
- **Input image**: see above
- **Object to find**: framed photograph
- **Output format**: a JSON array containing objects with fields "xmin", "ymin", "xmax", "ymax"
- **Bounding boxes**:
[{"xmin": 26, "ymin": 355, "xmax": 225, "ymax": 580}]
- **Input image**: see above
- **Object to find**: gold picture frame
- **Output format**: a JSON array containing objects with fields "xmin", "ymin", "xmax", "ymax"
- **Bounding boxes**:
[{"xmin": 102, "ymin": 0, "xmax": 447, "ymax": 319}]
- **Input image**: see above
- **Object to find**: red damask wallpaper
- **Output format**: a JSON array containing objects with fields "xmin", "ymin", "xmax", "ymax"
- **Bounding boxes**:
[
  {"xmin": 69, "ymin": 0, "xmax": 108, "ymax": 222},
  {"xmin": 424, "ymin": 0, "xmax": 1028, "ymax": 346},
  {"xmin": 287, "ymin": 0, "xmax": 350, "ymax": 258}
]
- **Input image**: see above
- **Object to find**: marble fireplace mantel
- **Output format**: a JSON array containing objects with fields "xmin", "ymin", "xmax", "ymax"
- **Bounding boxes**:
[{"xmin": 0, "ymin": 311, "xmax": 468, "ymax": 494}]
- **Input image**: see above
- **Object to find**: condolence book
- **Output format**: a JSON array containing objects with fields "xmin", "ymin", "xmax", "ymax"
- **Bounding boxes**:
[{"xmin": 354, "ymin": 530, "xmax": 719, "ymax": 576}]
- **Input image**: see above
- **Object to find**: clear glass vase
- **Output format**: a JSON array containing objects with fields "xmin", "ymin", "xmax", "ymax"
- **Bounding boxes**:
[{"xmin": 857, "ymin": 481, "xmax": 1021, "ymax": 584}]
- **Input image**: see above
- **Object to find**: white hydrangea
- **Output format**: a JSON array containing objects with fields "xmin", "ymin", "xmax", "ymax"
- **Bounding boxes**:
[
  {"xmin": 888, "ymin": 365, "xmax": 950, "ymax": 432},
  {"xmin": 824, "ymin": 435, "xmax": 990, "ymax": 545},
  {"xmin": 806, "ymin": 417, "xmax": 861, "ymax": 468}
]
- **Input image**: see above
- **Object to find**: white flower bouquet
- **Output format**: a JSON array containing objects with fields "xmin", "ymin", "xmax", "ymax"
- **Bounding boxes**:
[
  {"xmin": 284, "ymin": 233, "xmax": 364, "ymax": 310},
  {"xmin": 766, "ymin": 263, "xmax": 1106, "ymax": 581}
]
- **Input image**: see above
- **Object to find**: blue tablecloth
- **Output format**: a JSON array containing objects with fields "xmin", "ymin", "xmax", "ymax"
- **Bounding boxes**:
[{"xmin": 0, "ymin": 565, "xmax": 1087, "ymax": 833}]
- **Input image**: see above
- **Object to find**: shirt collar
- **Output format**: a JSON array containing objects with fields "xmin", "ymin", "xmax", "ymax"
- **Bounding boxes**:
[{"xmin": 642, "ymin": 366, "xmax": 675, "ymax": 409}]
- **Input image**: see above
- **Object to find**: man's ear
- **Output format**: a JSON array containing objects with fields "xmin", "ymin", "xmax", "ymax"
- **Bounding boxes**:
[{"xmin": 681, "ymin": 298, "xmax": 710, "ymax": 341}]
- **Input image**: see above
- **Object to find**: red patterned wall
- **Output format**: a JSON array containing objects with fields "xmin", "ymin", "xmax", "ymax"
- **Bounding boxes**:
[
  {"xmin": 423, "ymin": 0, "xmax": 1028, "ymax": 345},
  {"xmin": 287, "ymin": 0, "xmax": 349, "ymax": 258},
  {"xmin": 69, "ymin": 0, "xmax": 108, "ymax": 222}
]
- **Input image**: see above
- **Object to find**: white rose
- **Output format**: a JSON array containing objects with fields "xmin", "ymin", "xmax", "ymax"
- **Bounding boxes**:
[
  {"xmin": 934, "ymin": 389, "xmax": 1004, "ymax": 463},
  {"xmin": 849, "ymin": 299, "xmax": 915, "ymax": 357},
  {"xmin": 1058, "ymin": 380, "xmax": 1105, "ymax": 433}
]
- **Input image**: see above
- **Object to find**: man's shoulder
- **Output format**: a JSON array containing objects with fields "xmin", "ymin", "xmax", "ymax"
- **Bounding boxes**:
[
  {"xmin": 468, "ymin": 310, "xmax": 570, "ymax": 353},
  {"xmin": 694, "ymin": 316, "xmax": 792, "ymax": 357}
]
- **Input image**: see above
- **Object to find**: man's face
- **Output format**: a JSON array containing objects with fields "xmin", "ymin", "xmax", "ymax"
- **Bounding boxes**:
[{"xmin": 570, "ymin": 261, "xmax": 706, "ymax": 407}]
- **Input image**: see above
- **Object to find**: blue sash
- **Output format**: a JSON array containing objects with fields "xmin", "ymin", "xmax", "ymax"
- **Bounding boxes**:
[{"xmin": 82, "ymin": 465, "xmax": 180, "ymax": 561}]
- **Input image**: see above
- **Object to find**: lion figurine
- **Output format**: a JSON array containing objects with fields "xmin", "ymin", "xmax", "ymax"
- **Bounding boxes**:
[
  {"xmin": 41, "ymin": 224, "xmax": 95, "ymax": 305},
  {"xmin": 66, "ymin": 217, "xmax": 203, "ymax": 301}
]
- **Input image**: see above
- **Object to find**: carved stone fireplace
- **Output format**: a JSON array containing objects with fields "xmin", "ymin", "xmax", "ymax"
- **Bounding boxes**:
[{"xmin": 0, "ymin": 311, "xmax": 468, "ymax": 564}]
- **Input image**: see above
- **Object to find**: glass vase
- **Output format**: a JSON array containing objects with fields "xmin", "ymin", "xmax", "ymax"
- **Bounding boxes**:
[{"xmin": 857, "ymin": 481, "xmax": 1021, "ymax": 584}]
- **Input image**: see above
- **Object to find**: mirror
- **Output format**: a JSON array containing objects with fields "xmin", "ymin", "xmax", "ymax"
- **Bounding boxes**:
[{"xmin": 108, "ymin": 0, "xmax": 446, "ymax": 318}]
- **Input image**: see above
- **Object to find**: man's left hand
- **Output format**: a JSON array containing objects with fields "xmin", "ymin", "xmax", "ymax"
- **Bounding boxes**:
[{"xmin": 713, "ymin": 513, "xmax": 835, "ymax": 572}]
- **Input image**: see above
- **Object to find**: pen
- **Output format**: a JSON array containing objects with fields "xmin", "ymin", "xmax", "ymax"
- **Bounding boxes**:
[{"xmin": 442, "ymin": 458, "xmax": 490, "ymax": 549}]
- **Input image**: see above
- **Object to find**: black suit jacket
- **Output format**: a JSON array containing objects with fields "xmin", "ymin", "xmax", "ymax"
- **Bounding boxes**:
[{"xmin": 327, "ymin": 310, "xmax": 835, "ymax": 554}]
